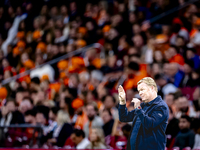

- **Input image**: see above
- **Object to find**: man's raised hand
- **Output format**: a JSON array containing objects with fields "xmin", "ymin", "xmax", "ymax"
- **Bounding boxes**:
[{"xmin": 118, "ymin": 85, "xmax": 126, "ymax": 105}]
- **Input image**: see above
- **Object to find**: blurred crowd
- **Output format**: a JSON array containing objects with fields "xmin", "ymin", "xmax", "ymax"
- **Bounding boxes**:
[{"xmin": 0, "ymin": 0, "xmax": 200, "ymax": 149}]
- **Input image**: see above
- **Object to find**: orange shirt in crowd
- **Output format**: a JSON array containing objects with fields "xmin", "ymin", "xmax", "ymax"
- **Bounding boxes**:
[
  {"xmin": 18, "ymin": 68, "xmax": 31, "ymax": 84},
  {"xmin": 49, "ymin": 82, "xmax": 61, "ymax": 93},
  {"xmin": 74, "ymin": 111, "xmax": 88, "ymax": 130},
  {"xmin": 123, "ymin": 64, "xmax": 148, "ymax": 90},
  {"xmin": 190, "ymin": 29, "xmax": 198, "ymax": 38},
  {"xmin": 169, "ymin": 54, "xmax": 185, "ymax": 66},
  {"xmin": 91, "ymin": 58, "xmax": 101, "ymax": 69}
]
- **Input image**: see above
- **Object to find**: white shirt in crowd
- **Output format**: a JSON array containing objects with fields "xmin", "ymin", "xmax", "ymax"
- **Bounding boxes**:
[
  {"xmin": 76, "ymin": 138, "xmax": 90, "ymax": 149},
  {"xmin": 30, "ymin": 64, "xmax": 55, "ymax": 82}
]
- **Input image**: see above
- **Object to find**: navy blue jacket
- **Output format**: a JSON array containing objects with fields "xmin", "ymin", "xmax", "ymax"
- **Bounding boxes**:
[{"xmin": 119, "ymin": 96, "xmax": 169, "ymax": 150}]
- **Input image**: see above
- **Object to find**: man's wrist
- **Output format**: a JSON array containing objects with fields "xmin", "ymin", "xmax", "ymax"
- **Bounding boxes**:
[
  {"xmin": 135, "ymin": 105, "xmax": 141, "ymax": 110},
  {"xmin": 119, "ymin": 100, "xmax": 126, "ymax": 105}
]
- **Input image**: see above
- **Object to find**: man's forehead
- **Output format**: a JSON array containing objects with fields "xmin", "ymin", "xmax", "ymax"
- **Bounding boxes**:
[{"xmin": 137, "ymin": 82, "xmax": 146, "ymax": 90}]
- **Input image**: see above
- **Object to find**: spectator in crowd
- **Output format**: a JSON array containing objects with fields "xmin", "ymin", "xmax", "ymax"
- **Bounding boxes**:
[
  {"xmin": 84, "ymin": 102, "xmax": 103, "ymax": 137},
  {"xmin": 18, "ymin": 97, "xmax": 33, "ymax": 114},
  {"xmin": 23, "ymin": 109, "xmax": 38, "ymax": 146},
  {"xmin": 123, "ymin": 61, "xmax": 147, "ymax": 91},
  {"xmin": 86, "ymin": 127, "xmax": 107, "ymax": 149},
  {"xmin": 166, "ymin": 107, "xmax": 180, "ymax": 149},
  {"xmin": 175, "ymin": 96, "xmax": 197, "ymax": 119},
  {"xmin": 47, "ymin": 107, "xmax": 59, "ymax": 134},
  {"xmin": 193, "ymin": 118, "xmax": 200, "ymax": 149},
  {"xmin": 59, "ymin": 97, "xmax": 75, "ymax": 120},
  {"xmin": 24, "ymin": 109, "xmax": 36, "ymax": 125},
  {"xmin": 44, "ymin": 110, "xmax": 73, "ymax": 147},
  {"xmin": 164, "ymin": 93, "xmax": 175, "ymax": 109},
  {"xmin": 155, "ymin": 73, "xmax": 177, "ymax": 98},
  {"xmin": 0, "ymin": 99, "xmax": 24, "ymax": 126},
  {"xmin": 179, "ymin": 60, "xmax": 194, "ymax": 88},
  {"xmin": 35, "ymin": 105, "xmax": 49, "ymax": 136},
  {"xmin": 72, "ymin": 98, "xmax": 88, "ymax": 129},
  {"xmin": 101, "ymin": 109, "xmax": 114, "ymax": 137},
  {"xmin": 30, "ymin": 77, "xmax": 40, "ymax": 91},
  {"xmin": 174, "ymin": 115, "xmax": 195, "ymax": 150},
  {"xmin": 101, "ymin": 95, "xmax": 118, "ymax": 119},
  {"xmin": 109, "ymin": 120, "xmax": 129, "ymax": 149},
  {"xmin": 186, "ymin": 47, "xmax": 200, "ymax": 70},
  {"xmin": 30, "ymin": 54, "xmax": 55, "ymax": 82},
  {"xmin": 120, "ymin": 124, "xmax": 132, "ymax": 149},
  {"xmin": 66, "ymin": 129, "xmax": 90, "ymax": 149},
  {"xmin": 167, "ymin": 63, "xmax": 185, "ymax": 87}
]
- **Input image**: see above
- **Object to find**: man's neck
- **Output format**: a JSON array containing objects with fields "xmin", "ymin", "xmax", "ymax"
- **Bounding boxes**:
[
  {"xmin": 151, "ymin": 94, "xmax": 158, "ymax": 101},
  {"xmin": 144, "ymin": 94, "xmax": 158, "ymax": 103}
]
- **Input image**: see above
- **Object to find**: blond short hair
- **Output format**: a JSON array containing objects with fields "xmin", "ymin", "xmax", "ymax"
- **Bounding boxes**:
[{"xmin": 137, "ymin": 77, "xmax": 158, "ymax": 92}]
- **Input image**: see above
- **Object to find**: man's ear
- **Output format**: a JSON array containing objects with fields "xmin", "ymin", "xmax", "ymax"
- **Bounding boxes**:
[{"xmin": 151, "ymin": 86, "xmax": 154, "ymax": 91}]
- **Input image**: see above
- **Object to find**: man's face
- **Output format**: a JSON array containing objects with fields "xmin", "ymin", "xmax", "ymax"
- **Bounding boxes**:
[
  {"xmin": 19, "ymin": 100, "xmax": 33, "ymax": 114},
  {"xmin": 132, "ymin": 35, "xmax": 143, "ymax": 48},
  {"xmin": 179, "ymin": 118, "xmax": 190, "ymax": 130},
  {"xmin": 178, "ymin": 97, "xmax": 189, "ymax": 112},
  {"xmin": 25, "ymin": 115, "xmax": 36, "ymax": 125},
  {"xmin": 104, "ymin": 96, "xmax": 114, "ymax": 109},
  {"xmin": 101, "ymin": 111, "xmax": 112, "ymax": 124},
  {"xmin": 49, "ymin": 110, "xmax": 56, "ymax": 121},
  {"xmin": 168, "ymin": 47, "xmax": 176, "ymax": 58},
  {"xmin": 127, "ymin": 68, "xmax": 135, "ymax": 77},
  {"xmin": 6, "ymin": 101, "xmax": 16, "ymax": 113},
  {"xmin": 137, "ymin": 82, "xmax": 151, "ymax": 102},
  {"xmin": 176, "ymin": 37, "xmax": 184, "ymax": 47},
  {"xmin": 86, "ymin": 105, "xmax": 96, "ymax": 121},
  {"xmin": 186, "ymin": 50, "xmax": 194, "ymax": 59},
  {"xmin": 37, "ymin": 91, "xmax": 45, "ymax": 100},
  {"xmin": 183, "ymin": 63, "xmax": 192, "ymax": 74},
  {"xmin": 165, "ymin": 94, "xmax": 174, "ymax": 107},
  {"xmin": 168, "ymin": 63, "xmax": 178, "ymax": 77},
  {"xmin": 71, "ymin": 133, "xmax": 82, "ymax": 145},
  {"xmin": 36, "ymin": 113, "xmax": 46, "ymax": 125},
  {"xmin": 16, "ymin": 92, "xmax": 24, "ymax": 104}
]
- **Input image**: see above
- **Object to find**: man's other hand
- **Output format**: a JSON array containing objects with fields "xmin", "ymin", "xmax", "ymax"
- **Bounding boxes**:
[{"xmin": 131, "ymin": 98, "xmax": 141, "ymax": 109}]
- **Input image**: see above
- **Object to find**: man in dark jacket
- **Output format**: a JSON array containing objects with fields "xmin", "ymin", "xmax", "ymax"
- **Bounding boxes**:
[
  {"xmin": 174, "ymin": 115, "xmax": 195, "ymax": 150},
  {"xmin": 118, "ymin": 77, "xmax": 169, "ymax": 150}
]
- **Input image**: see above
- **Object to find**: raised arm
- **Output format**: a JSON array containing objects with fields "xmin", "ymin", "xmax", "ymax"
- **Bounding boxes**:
[{"xmin": 118, "ymin": 85, "xmax": 135, "ymax": 122}]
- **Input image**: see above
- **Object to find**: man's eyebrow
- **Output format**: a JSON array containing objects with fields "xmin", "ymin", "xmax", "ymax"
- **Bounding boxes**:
[{"xmin": 138, "ymin": 88, "xmax": 143, "ymax": 91}]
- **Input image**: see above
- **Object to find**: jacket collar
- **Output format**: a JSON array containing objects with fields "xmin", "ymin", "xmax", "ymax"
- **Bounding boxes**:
[{"xmin": 142, "ymin": 95, "xmax": 162, "ymax": 106}]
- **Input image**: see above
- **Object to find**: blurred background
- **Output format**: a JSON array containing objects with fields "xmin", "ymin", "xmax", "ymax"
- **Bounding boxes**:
[{"xmin": 0, "ymin": 0, "xmax": 200, "ymax": 149}]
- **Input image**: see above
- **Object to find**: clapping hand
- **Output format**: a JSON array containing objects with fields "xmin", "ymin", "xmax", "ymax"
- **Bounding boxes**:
[{"xmin": 118, "ymin": 85, "xmax": 126, "ymax": 105}]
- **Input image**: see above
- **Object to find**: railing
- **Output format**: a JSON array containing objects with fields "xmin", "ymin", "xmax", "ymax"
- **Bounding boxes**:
[{"xmin": 1, "ymin": 43, "xmax": 105, "ymax": 85}]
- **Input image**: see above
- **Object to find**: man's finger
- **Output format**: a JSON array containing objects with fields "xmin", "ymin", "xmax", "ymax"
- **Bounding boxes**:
[
  {"xmin": 131, "ymin": 98, "xmax": 140, "ymax": 103},
  {"xmin": 118, "ymin": 85, "xmax": 124, "ymax": 92}
]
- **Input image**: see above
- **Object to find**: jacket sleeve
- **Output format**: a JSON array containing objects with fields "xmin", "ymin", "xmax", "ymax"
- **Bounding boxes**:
[
  {"xmin": 118, "ymin": 104, "xmax": 135, "ymax": 122},
  {"xmin": 188, "ymin": 131, "xmax": 195, "ymax": 149},
  {"xmin": 135, "ymin": 106, "xmax": 168, "ymax": 129}
]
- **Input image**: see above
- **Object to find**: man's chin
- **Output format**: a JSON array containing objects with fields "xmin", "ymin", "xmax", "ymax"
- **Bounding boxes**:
[{"xmin": 142, "ymin": 99, "xmax": 148, "ymax": 103}]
